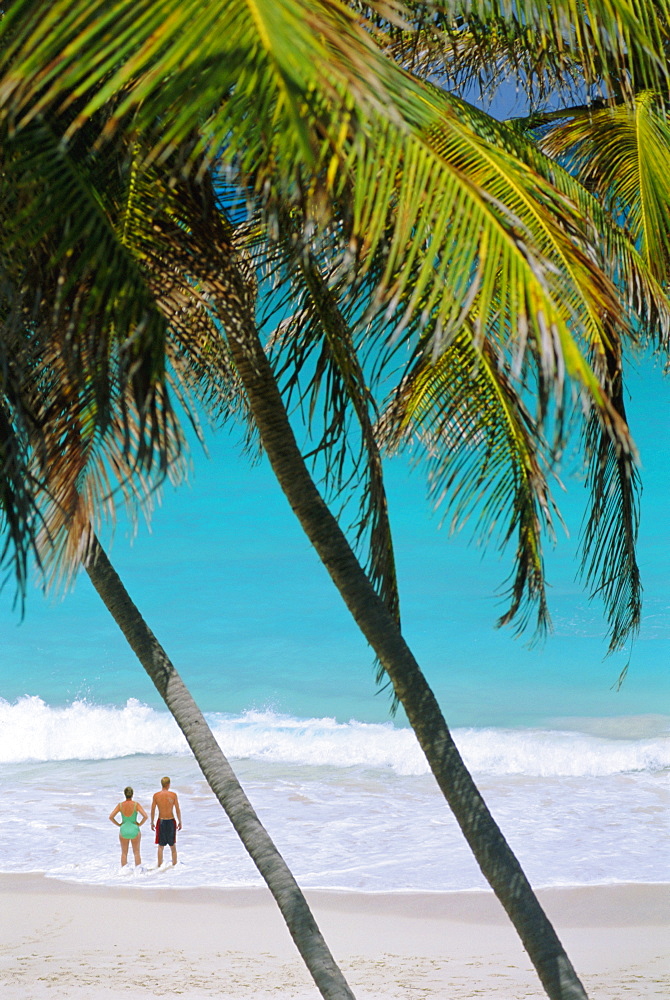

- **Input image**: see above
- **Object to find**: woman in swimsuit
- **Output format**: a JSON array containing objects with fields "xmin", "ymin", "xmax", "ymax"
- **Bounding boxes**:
[{"xmin": 109, "ymin": 786, "xmax": 148, "ymax": 868}]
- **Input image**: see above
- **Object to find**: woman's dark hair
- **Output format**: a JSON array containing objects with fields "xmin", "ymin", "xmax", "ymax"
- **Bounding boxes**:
[{"xmin": 124, "ymin": 786, "xmax": 133, "ymax": 799}]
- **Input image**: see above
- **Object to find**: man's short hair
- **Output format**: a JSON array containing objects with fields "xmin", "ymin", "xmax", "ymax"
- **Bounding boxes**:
[{"xmin": 161, "ymin": 776, "xmax": 170, "ymax": 788}]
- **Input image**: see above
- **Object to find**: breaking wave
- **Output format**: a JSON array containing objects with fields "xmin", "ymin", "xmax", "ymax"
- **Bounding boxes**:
[{"xmin": 1, "ymin": 696, "xmax": 668, "ymax": 776}]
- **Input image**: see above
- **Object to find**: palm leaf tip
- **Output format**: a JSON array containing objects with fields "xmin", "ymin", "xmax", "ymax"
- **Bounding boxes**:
[
  {"xmin": 578, "ymin": 339, "xmax": 642, "ymax": 656},
  {"xmin": 377, "ymin": 328, "xmax": 558, "ymax": 642},
  {"xmin": 579, "ymin": 415, "xmax": 642, "ymax": 655}
]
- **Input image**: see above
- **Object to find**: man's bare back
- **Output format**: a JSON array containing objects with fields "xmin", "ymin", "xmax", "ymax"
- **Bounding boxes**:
[
  {"xmin": 152, "ymin": 788, "xmax": 179, "ymax": 820},
  {"xmin": 151, "ymin": 777, "xmax": 182, "ymax": 866}
]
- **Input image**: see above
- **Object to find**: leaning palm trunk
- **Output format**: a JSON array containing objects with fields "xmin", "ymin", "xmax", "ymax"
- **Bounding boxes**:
[
  {"xmin": 85, "ymin": 535, "xmax": 356, "ymax": 1000},
  {"xmin": 220, "ymin": 278, "xmax": 589, "ymax": 1000}
]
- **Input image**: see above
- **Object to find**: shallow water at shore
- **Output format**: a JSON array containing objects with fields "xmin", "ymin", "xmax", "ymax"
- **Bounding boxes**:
[
  {"xmin": 1, "ymin": 365, "xmax": 669, "ymax": 897},
  {"xmin": 1, "ymin": 700, "xmax": 667, "ymax": 892}
]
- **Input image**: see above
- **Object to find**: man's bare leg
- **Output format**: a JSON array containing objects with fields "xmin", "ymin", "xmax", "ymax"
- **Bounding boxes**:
[
  {"xmin": 157, "ymin": 845, "xmax": 164, "ymax": 867},
  {"xmin": 170, "ymin": 843, "xmax": 177, "ymax": 866}
]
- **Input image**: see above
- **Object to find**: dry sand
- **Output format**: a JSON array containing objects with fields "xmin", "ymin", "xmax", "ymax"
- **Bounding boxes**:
[{"xmin": 0, "ymin": 874, "xmax": 667, "ymax": 998}]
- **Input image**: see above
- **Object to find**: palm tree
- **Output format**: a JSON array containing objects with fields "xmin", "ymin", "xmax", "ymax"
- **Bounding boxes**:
[
  {"xmin": 200, "ymin": 209, "xmax": 595, "ymax": 1000},
  {"xmin": 79, "ymin": 144, "xmax": 664, "ymax": 997},
  {"xmin": 3, "ymin": 3, "xmax": 670, "ymax": 998},
  {"xmin": 0, "ymin": 110, "xmax": 359, "ymax": 998},
  {"xmin": 85, "ymin": 535, "xmax": 357, "ymax": 1000}
]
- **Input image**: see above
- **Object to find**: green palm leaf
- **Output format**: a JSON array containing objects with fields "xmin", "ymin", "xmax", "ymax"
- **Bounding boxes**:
[
  {"xmin": 387, "ymin": 0, "xmax": 670, "ymax": 99},
  {"xmin": 341, "ymin": 89, "xmax": 625, "ymax": 422},
  {"xmin": 377, "ymin": 320, "xmax": 558, "ymax": 638},
  {"xmin": 460, "ymin": 98, "xmax": 661, "ymax": 648},
  {"xmin": 458, "ymin": 95, "xmax": 670, "ymax": 348},
  {"xmin": 1, "ymin": 0, "xmax": 641, "ymax": 421},
  {"xmin": 235, "ymin": 81, "xmax": 650, "ymax": 643},
  {"xmin": 1, "ymin": 117, "xmax": 177, "ymax": 462},
  {"xmin": 0, "ymin": 389, "xmax": 40, "ymax": 600},
  {"xmin": 261, "ymin": 232, "xmax": 401, "ymax": 626},
  {"xmin": 0, "ymin": 0, "xmax": 405, "ymax": 173},
  {"xmin": 2, "ymin": 134, "xmax": 249, "ymax": 588},
  {"xmin": 579, "ymin": 345, "xmax": 641, "ymax": 653},
  {"xmin": 538, "ymin": 93, "xmax": 670, "ymax": 283}
]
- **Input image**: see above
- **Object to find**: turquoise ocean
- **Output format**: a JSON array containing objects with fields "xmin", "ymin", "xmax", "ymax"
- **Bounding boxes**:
[{"xmin": 1, "ymin": 361, "xmax": 669, "ymax": 892}]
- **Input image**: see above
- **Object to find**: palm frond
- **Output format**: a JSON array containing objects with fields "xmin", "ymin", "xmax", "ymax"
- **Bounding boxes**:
[
  {"xmin": 118, "ymin": 158, "xmax": 246, "ymax": 428},
  {"xmin": 1, "ymin": 116, "xmax": 177, "ymax": 466},
  {"xmin": 441, "ymin": 93, "xmax": 670, "ymax": 354},
  {"xmin": 1, "ymin": 126, "xmax": 246, "ymax": 588},
  {"xmin": 0, "ymin": 0, "xmax": 408, "ymax": 174},
  {"xmin": 538, "ymin": 94, "xmax": 670, "ymax": 285},
  {"xmin": 237, "ymin": 81, "xmax": 649, "ymax": 643},
  {"xmin": 32, "ymin": 389, "xmax": 172, "ymax": 593},
  {"xmin": 0, "ymin": 392, "xmax": 41, "ymax": 602},
  {"xmin": 579, "ymin": 346, "xmax": 641, "ymax": 652},
  {"xmin": 0, "ymin": 0, "xmax": 655, "ymax": 654},
  {"xmin": 383, "ymin": 0, "xmax": 670, "ymax": 100},
  {"xmin": 377, "ymin": 322, "xmax": 558, "ymax": 638},
  {"xmin": 341, "ymin": 88, "xmax": 626, "ymax": 433},
  {"xmin": 377, "ymin": 12, "xmax": 585, "ymax": 103},
  {"xmin": 1, "ymin": 0, "xmax": 648, "ymax": 418},
  {"xmin": 261, "ymin": 233, "xmax": 401, "ymax": 627},
  {"xmin": 405, "ymin": 93, "xmax": 652, "ymax": 648}
]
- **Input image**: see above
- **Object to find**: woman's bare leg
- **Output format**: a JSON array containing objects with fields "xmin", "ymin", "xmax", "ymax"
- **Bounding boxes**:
[
  {"xmin": 119, "ymin": 835, "xmax": 129, "ymax": 866},
  {"xmin": 131, "ymin": 833, "xmax": 142, "ymax": 866}
]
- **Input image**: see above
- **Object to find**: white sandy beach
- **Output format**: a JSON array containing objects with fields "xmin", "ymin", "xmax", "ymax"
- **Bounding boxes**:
[{"xmin": 0, "ymin": 875, "xmax": 667, "ymax": 998}]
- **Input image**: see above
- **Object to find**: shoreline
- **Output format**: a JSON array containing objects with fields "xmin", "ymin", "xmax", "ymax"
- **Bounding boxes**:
[{"xmin": 1, "ymin": 875, "xmax": 668, "ymax": 997}]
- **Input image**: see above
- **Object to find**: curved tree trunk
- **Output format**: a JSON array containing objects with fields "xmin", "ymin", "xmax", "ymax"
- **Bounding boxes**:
[
  {"xmin": 85, "ymin": 536, "xmax": 356, "ymax": 1000},
  {"xmin": 222, "ymin": 297, "xmax": 589, "ymax": 1000}
]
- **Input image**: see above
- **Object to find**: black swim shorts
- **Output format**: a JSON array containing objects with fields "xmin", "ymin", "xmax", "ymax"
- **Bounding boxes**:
[{"xmin": 155, "ymin": 818, "xmax": 177, "ymax": 846}]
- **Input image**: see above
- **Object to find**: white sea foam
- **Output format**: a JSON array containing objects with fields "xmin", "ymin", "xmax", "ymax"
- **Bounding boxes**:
[
  {"xmin": 1, "ymin": 696, "xmax": 669, "ymax": 777},
  {"xmin": 1, "ymin": 749, "xmax": 667, "ymax": 892},
  {"xmin": 1, "ymin": 697, "xmax": 668, "ymax": 891},
  {"xmin": 0, "ymin": 696, "xmax": 189, "ymax": 762}
]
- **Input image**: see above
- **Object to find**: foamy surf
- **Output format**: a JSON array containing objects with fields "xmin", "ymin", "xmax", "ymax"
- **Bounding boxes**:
[
  {"xmin": 1, "ymin": 696, "xmax": 667, "ymax": 892},
  {"xmin": 1, "ymin": 696, "xmax": 668, "ymax": 777}
]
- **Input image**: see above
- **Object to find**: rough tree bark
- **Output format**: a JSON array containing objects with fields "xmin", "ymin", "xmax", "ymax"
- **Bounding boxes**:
[
  {"xmin": 85, "ymin": 536, "xmax": 356, "ymax": 1000},
  {"xmin": 216, "ymin": 249, "xmax": 589, "ymax": 1000}
]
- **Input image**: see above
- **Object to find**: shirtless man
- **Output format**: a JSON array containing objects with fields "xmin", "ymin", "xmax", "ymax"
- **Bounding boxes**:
[{"xmin": 151, "ymin": 776, "xmax": 182, "ymax": 867}]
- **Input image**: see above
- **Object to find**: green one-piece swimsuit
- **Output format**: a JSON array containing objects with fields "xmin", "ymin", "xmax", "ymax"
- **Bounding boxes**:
[{"xmin": 119, "ymin": 808, "xmax": 140, "ymax": 840}]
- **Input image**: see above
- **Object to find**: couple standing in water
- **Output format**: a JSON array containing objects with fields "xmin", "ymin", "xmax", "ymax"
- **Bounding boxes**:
[{"xmin": 109, "ymin": 776, "xmax": 182, "ymax": 870}]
